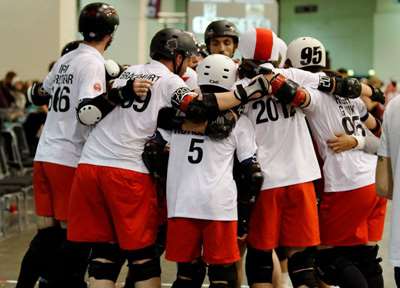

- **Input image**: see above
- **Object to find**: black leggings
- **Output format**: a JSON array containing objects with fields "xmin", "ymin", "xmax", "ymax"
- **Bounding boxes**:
[{"xmin": 395, "ymin": 267, "xmax": 400, "ymax": 287}]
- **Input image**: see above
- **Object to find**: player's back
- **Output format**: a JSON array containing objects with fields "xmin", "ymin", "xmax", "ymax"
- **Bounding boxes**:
[
  {"xmin": 240, "ymin": 68, "xmax": 321, "ymax": 190},
  {"xmin": 35, "ymin": 43, "xmax": 106, "ymax": 167},
  {"xmin": 303, "ymin": 83, "xmax": 377, "ymax": 192},
  {"xmin": 165, "ymin": 115, "xmax": 257, "ymax": 221},
  {"xmin": 80, "ymin": 60, "xmax": 185, "ymax": 173}
]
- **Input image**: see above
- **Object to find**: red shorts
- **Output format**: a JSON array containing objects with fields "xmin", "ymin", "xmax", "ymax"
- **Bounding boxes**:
[
  {"xmin": 247, "ymin": 182, "xmax": 320, "ymax": 250},
  {"xmin": 34, "ymin": 161, "xmax": 75, "ymax": 222},
  {"xmin": 166, "ymin": 218, "xmax": 240, "ymax": 264},
  {"xmin": 319, "ymin": 184, "xmax": 387, "ymax": 246},
  {"xmin": 67, "ymin": 164, "xmax": 159, "ymax": 250}
]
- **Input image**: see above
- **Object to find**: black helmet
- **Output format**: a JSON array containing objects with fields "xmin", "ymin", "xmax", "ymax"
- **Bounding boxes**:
[
  {"xmin": 204, "ymin": 20, "xmax": 239, "ymax": 45},
  {"xmin": 79, "ymin": 2, "xmax": 119, "ymax": 41},
  {"xmin": 150, "ymin": 28, "xmax": 198, "ymax": 60},
  {"xmin": 61, "ymin": 40, "xmax": 83, "ymax": 56}
]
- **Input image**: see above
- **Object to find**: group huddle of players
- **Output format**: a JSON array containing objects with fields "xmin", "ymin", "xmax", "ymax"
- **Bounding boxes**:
[{"xmin": 16, "ymin": 2, "xmax": 388, "ymax": 288}]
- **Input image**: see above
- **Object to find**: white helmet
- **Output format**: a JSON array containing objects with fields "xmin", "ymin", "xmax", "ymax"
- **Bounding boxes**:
[
  {"xmin": 286, "ymin": 36, "xmax": 326, "ymax": 69},
  {"xmin": 197, "ymin": 54, "xmax": 237, "ymax": 91}
]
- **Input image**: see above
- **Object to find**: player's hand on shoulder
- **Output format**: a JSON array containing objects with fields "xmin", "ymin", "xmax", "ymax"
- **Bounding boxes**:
[{"xmin": 133, "ymin": 78, "xmax": 153, "ymax": 98}]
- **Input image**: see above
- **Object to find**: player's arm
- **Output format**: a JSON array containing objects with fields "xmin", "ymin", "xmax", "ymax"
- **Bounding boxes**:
[
  {"xmin": 157, "ymin": 107, "xmax": 238, "ymax": 140},
  {"xmin": 375, "ymin": 155, "xmax": 393, "ymax": 199},
  {"xmin": 237, "ymin": 155, "xmax": 264, "ymax": 237},
  {"xmin": 27, "ymin": 82, "xmax": 51, "ymax": 106},
  {"xmin": 77, "ymin": 79, "xmax": 151, "ymax": 126},
  {"xmin": 172, "ymin": 74, "xmax": 272, "ymax": 122},
  {"xmin": 327, "ymin": 132, "xmax": 380, "ymax": 155}
]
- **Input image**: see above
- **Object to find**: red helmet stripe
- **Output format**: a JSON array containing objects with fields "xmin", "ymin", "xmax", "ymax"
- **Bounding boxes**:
[{"xmin": 254, "ymin": 28, "xmax": 273, "ymax": 61}]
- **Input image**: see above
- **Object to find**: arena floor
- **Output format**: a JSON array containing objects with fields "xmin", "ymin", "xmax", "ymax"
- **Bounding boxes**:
[{"xmin": 0, "ymin": 204, "xmax": 396, "ymax": 288}]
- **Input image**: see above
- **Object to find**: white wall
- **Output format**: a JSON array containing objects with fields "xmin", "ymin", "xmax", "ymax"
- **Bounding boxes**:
[
  {"xmin": 0, "ymin": 0, "xmax": 76, "ymax": 80},
  {"xmin": 373, "ymin": 0, "xmax": 400, "ymax": 81}
]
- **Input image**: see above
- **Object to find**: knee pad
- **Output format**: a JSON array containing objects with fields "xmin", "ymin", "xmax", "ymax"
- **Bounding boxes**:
[
  {"xmin": 395, "ymin": 267, "xmax": 400, "ymax": 287},
  {"xmin": 245, "ymin": 246, "xmax": 273, "ymax": 285},
  {"xmin": 173, "ymin": 260, "xmax": 206, "ymax": 288},
  {"xmin": 125, "ymin": 257, "xmax": 161, "ymax": 285},
  {"xmin": 353, "ymin": 245, "xmax": 383, "ymax": 288},
  {"xmin": 208, "ymin": 264, "xmax": 237, "ymax": 288},
  {"xmin": 287, "ymin": 248, "xmax": 318, "ymax": 288},
  {"xmin": 316, "ymin": 248, "xmax": 368, "ymax": 288},
  {"xmin": 88, "ymin": 243, "xmax": 124, "ymax": 282}
]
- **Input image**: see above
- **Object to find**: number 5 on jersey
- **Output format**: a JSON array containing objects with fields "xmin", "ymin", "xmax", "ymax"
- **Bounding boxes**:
[{"xmin": 188, "ymin": 138, "xmax": 204, "ymax": 164}]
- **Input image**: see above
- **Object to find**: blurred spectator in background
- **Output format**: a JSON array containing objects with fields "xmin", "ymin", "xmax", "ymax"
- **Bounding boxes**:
[
  {"xmin": 0, "ymin": 71, "xmax": 18, "ymax": 108},
  {"xmin": 384, "ymin": 80, "xmax": 398, "ymax": 106},
  {"xmin": 337, "ymin": 67, "xmax": 348, "ymax": 78}
]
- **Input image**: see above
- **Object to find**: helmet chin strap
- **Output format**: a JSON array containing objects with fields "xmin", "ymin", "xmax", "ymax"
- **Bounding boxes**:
[{"xmin": 173, "ymin": 53, "xmax": 184, "ymax": 75}]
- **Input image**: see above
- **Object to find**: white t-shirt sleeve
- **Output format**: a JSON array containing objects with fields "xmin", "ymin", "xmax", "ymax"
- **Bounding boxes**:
[
  {"xmin": 377, "ymin": 110, "xmax": 390, "ymax": 157},
  {"xmin": 233, "ymin": 115, "xmax": 257, "ymax": 162},
  {"xmin": 354, "ymin": 98, "xmax": 369, "ymax": 121},
  {"xmin": 77, "ymin": 60, "xmax": 106, "ymax": 101},
  {"xmin": 42, "ymin": 69, "xmax": 56, "ymax": 93},
  {"xmin": 302, "ymin": 88, "xmax": 324, "ymax": 113},
  {"xmin": 275, "ymin": 68, "xmax": 320, "ymax": 88}
]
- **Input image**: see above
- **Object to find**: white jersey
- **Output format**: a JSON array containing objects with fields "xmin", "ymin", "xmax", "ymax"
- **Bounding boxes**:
[
  {"xmin": 163, "ymin": 116, "xmax": 257, "ymax": 221},
  {"xmin": 301, "ymin": 72, "xmax": 377, "ymax": 192},
  {"xmin": 378, "ymin": 96, "xmax": 400, "ymax": 266},
  {"xmin": 182, "ymin": 66, "xmax": 198, "ymax": 91},
  {"xmin": 79, "ymin": 60, "xmax": 191, "ymax": 173},
  {"xmin": 34, "ymin": 44, "xmax": 106, "ymax": 167},
  {"xmin": 241, "ymin": 67, "xmax": 321, "ymax": 190}
]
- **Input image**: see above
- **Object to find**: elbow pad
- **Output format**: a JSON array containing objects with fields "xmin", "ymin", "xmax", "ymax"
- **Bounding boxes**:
[
  {"xmin": 108, "ymin": 79, "xmax": 136, "ymax": 105},
  {"xmin": 205, "ymin": 110, "xmax": 237, "ymax": 140},
  {"xmin": 239, "ymin": 157, "xmax": 264, "ymax": 200},
  {"xmin": 368, "ymin": 84, "xmax": 385, "ymax": 105},
  {"xmin": 142, "ymin": 132, "xmax": 168, "ymax": 180},
  {"xmin": 270, "ymin": 74, "xmax": 307, "ymax": 106},
  {"xmin": 105, "ymin": 59, "xmax": 122, "ymax": 82},
  {"xmin": 156, "ymin": 107, "xmax": 185, "ymax": 131},
  {"xmin": 185, "ymin": 93, "xmax": 220, "ymax": 123},
  {"xmin": 318, "ymin": 76, "xmax": 361, "ymax": 98},
  {"xmin": 27, "ymin": 82, "xmax": 51, "ymax": 106},
  {"xmin": 77, "ymin": 94, "xmax": 115, "ymax": 126}
]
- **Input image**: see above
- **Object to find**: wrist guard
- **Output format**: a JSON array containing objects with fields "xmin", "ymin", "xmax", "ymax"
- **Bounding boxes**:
[
  {"xmin": 368, "ymin": 84, "xmax": 385, "ymax": 104},
  {"xmin": 270, "ymin": 74, "xmax": 307, "ymax": 106},
  {"xmin": 234, "ymin": 75, "xmax": 270, "ymax": 104}
]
